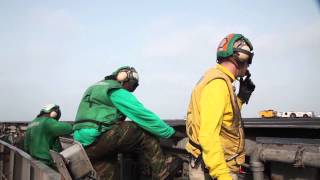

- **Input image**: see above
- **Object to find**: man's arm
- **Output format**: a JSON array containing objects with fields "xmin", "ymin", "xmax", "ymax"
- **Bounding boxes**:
[
  {"xmin": 109, "ymin": 89, "xmax": 175, "ymax": 139},
  {"xmin": 47, "ymin": 120, "xmax": 73, "ymax": 137},
  {"xmin": 199, "ymin": 79, "xmax": 232, "ymax": 180}
]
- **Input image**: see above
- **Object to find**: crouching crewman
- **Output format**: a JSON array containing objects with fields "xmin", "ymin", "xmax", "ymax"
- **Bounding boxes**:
[
  {"xmin": 73, "ymin": 66, "xmax": 183, "ymax": 180},
  {"xmin": 24, "ymin": 104, "xmax": 73, "ymax": 167}
]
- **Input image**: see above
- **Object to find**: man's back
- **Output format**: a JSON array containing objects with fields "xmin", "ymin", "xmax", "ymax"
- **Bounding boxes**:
[{"xmin": 24, "ymin": 117, "xmax": 72, "ymax": 165}]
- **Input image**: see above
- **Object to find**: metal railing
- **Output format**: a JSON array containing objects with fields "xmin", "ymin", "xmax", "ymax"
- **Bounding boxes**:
[{"xmin": 0, "ymin": 139, "xmax": 60, "ymax": 180}]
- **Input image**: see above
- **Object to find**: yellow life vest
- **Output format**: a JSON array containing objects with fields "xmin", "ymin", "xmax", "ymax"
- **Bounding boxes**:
[{"xmin": 185, "ymin": 66, "xmax": 245, "ymax": 170}]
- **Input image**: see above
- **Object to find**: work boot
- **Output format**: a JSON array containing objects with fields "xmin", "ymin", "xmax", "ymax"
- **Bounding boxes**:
[{"xmin": 163, "ymin": 156, "xmax": 183, "ymax": 180}]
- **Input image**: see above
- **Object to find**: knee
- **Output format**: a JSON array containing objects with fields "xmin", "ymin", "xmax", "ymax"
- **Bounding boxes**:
[
  {"xmin": 121, "ymin": 121, "xmax": 139, "ymax": 131},
  {"xmin": 120, "ymin": 122, "xmax": 157, "ymax": 141},
  {"xmin": 120, "ymin": 122, "xmax": 145, "ymax": 136}
]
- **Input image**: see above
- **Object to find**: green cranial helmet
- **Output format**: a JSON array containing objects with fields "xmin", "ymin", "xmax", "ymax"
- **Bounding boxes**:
[
  {"xmin": 39, "ymin": 104, "xmax": 61, "ymax": 120},
  {"xmin": 41, "ymin": 104, "xmax": 60, "ymax": 113},
  {"xmin": 217, "ymin": 33, "xmax": 254, "ymax": 64}
]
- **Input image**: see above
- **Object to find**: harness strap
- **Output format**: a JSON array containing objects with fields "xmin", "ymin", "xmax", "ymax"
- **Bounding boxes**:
[
  {"xmin": 74, "ymin": 119, "xmax": 118, "ymax": 130},
  {"xmin": 188, "ymin": 139, "xmax": 204, "ymax": 168},
  {"xmin": 189, "ymin": 139, "xmax": 202, "ymax": 152}
]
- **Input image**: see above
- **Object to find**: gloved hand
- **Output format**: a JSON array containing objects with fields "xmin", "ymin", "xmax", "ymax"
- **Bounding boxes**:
[
  {"xmin": 238, "ymin": 74, "xmax": 255, "ymax": 104},
  {"xmin": 170, "ymin": 131, "xmax": 186, "ymax": 145}
]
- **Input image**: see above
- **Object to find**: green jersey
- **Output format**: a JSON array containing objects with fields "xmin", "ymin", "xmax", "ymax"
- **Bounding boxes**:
[
  {"xmin": 74, "ymin": 88, "xmax": 175, "ymax": 146},
  {"xmin": 24, "ymin": 117, "xmax": 72, "ymax": 166}
]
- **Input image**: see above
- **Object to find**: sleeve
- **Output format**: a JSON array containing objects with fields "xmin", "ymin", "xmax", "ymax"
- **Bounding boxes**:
[
  {"xmin": 47, "ymin": 120, "xmax": 73, "ymax": 137},
  {"xmin": 198, "ymin": 79, "xmax": 232, "ymax": 180},
  {"xmin": 109, "ymin": 89, "xmax": 175, "ymax": 139}
]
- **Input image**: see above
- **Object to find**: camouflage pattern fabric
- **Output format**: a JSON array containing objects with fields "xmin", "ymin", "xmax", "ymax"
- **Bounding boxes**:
[{"xmin": 85, "ymin": 121, "xmax": 169, "ymax": 180}]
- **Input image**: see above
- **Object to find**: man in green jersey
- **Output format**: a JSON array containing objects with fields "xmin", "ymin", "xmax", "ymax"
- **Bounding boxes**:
[
  {"xmin": 24, "ymin": 104, "xmax": 73, "ymax": 166},
  {"xmin": 73, "ymin": 66, "xmax": 183, "ymax": 180}
]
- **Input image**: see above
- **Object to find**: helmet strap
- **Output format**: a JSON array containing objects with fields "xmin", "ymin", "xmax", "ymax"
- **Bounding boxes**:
[
  {"xmin": 230, "ymin": 55, "xmax": 241, "ymax": 68},
  {"xmin": 233, "ymin": 48, "xmax": 253, "ymax": 64}
]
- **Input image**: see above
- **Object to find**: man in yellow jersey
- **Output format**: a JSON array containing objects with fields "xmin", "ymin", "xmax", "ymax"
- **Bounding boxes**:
[{"xmin": 185, "ymin": 34, "xmax": 255, "ymax": 180}]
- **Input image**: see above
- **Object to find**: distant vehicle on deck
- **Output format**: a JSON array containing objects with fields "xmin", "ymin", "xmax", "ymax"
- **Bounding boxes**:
[
  {"xmin": 259, "ymin": 109, "xmax": 277, "ymax": 118},
  {"xmin": 277, "ymin": 111, "xmax": 315, "ymax": 118},
  {"xmin": 260, "ymin": 110, "xmax": 315, "ymax": 118}
]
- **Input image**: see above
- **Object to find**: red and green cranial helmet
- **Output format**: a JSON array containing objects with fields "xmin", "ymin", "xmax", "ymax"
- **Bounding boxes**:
[{"xmin": 217, "ymin": 33, "xmax": 254, "ymax": 64}]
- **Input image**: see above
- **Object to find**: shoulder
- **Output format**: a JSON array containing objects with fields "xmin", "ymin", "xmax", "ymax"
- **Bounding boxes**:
[
  {"xmin": 103, "ymin": 80, "xmax": 122, "ymax": 88},
  {"xmin": 44, "ymin": 117, "xmax": 58, "ymax": 124},
  {"xmin": 110, "ymin": 88, "xmax": 135, "ymax": 99},
  {"xmin": 206, "ymin": 78, "xmax": 228, "ymax": 90},
  {"xmin": 202, "ymin": 79, "xmax": 229, "ymax": 98},
  {"xmin": 88, "ymin": 80, "xmax": 122, "ymax": 90}
]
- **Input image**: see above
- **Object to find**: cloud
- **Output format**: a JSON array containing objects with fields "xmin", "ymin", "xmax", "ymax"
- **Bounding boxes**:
[
  {"xmin": 141, "ymin": 26, "xmax": 212, "ymax": 58},
  {"xmin": 142, "ymin": 19, "xmax": 319, "ymax": 63},
  {"xmin": 0, "ymin": 6, "xmax": 85, "ymax": 121},
  {"xmin": 28, "ymin": 6, "xmax": 79, "ymax": 34},
  {"xmin": 139, "ymin": 16, "xmax": 259, "ymax": 70},
  {"xmin": 22, "ymin": 6, "xmax": 82, "ymax": 64},
  {"xmin": 140, "ymin": 17, "xmax": 252, "ymax": 60},
  {"xmin": 254, "ymin": 22, "xmax": 320, "ymax": 58}
]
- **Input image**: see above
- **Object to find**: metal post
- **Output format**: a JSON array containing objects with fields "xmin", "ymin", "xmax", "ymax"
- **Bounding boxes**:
[
  {"xmin": 21, "ymin": 158, "xmax": 31, "ymax": 180},
  {"xmin": 9, "ymin": 150, "xmax": 14, "ymax": 180},
  {"xmin": 250, "ymin": 145, "xmax": 265, "ymax": 180},
  {"xmin": 0, "ymin": 144, "xmax": 5, "ymax": 179},
  {"xmin": 0, "ymin": 144, "xmax": 4, "ymax": 177}
]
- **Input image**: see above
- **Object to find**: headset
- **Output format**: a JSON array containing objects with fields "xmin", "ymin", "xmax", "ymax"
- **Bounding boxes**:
[
  {"xmin": 115, "ymin": 67, "xmax": 139, "ymax": 83},
  {"xmin": 107, "ymin": 66, "xmax": 139, "ymax": 92},
  {"xmin": 232, "ymin": 38, "xmax": 254, "ymax": 65},
  {"xmin": 39, "ymin": 104, "xmax": 61, "ymax": 120}
]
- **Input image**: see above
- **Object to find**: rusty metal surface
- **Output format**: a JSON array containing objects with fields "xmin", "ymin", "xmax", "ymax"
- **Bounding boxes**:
[
  {"xmin": 0, "ymin": 140, "xmax": 60, "ymax": 180},
  {"xmin": 49, "ymin": 150, "xmax": 73, "ymax": 180}
]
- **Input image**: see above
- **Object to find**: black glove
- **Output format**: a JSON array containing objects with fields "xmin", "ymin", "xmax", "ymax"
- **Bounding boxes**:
[
  {"xmin": 238, "ymin": 74, "xmax": 255, "ymax": 104},
  {"xmin": 170, "ymin": 131, "xmax": 186, "ymax": 144}
]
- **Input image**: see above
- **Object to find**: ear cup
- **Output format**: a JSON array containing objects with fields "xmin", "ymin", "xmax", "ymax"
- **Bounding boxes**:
[
  {"xmin": 237, "ymin": 45, "xmax": 251, "ymax": 62},
  {"xmin": 50, "ymin": 111, "xmax": 58, "ymax": 118},
  {"xmin": 116, "ymin": 71, "xmax": 129, "ymax": 82},
  {"xmin": 131, "ymin": 71, "xmax": 139, "ymax": 81}
]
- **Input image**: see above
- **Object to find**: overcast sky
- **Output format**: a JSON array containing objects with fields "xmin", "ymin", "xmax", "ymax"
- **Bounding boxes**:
[{"xmin": 1, "ymin": 1, "xmax": 320, "ymax": 121}]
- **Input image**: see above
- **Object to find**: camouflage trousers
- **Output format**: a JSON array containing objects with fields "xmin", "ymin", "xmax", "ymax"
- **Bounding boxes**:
[{"xmin": 85, "ymin": 121, "xmax": 168, "ymax": 180}]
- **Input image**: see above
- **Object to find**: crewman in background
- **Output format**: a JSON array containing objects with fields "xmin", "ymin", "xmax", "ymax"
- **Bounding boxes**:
[
  {"xmin": 24, "ymin": 104, "xmax": 72, "ymax": 166},
  {"xmin": 73, "ymin": 66, "xmax": 183, "ymax": 180},
  {"xmin": 185, "ymin": 34, "xmax": 256, "ymax": 180}
]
